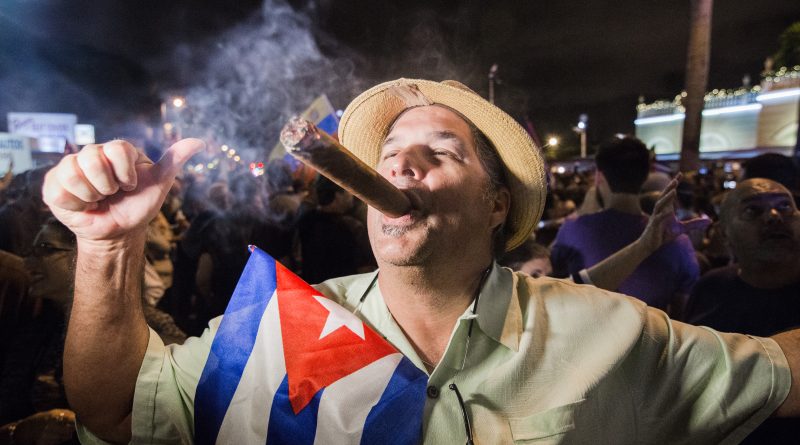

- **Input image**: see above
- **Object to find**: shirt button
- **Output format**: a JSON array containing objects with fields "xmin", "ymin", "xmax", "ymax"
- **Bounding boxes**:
[{"xmin": 426, "ymin": 385, "xmax": 439, "ymax": 399}]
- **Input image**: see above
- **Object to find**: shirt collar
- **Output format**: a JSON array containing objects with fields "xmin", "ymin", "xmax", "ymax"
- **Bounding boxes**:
[
  {"xmin": 469, "ymin": 262, "xmax": 522, "ymax": 352},
  {"xmin": 345, "ymin": 264, "xmax": 523, "ymax": 354}
]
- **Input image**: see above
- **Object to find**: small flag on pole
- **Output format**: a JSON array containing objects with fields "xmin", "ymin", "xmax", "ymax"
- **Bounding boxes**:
[{"xmin": 270, "ymin": 95, "xmax": 340, "ymax": 160}]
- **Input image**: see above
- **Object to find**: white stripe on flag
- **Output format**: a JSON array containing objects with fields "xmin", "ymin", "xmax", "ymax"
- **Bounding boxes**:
[
  {"xmin": 313, "ymin": 353, "xmax": 403, "ymax": 445},
  {"xmin": 216, "ymin": 291, "xmax": 286, "ymax": 444}
]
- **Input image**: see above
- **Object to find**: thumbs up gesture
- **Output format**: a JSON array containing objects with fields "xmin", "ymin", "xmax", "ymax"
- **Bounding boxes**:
[{"xmin": 43, "ymin": 139, "xmax": 205, "ymax": 243}]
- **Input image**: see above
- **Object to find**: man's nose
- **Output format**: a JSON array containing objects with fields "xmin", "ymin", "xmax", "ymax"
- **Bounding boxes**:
[
  {"xmin": 765, "ymin": 207, "xmax": 784, "ymax": 223},
  {"xmin": 388, "ymin": 149, "xmax": 424, "ymax": 179}
]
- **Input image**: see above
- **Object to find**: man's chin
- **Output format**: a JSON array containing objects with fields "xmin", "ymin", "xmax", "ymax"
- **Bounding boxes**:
[
  {"xmin": 374, "ymin": 237, "xmax": 432, "ymax": 267},
  {"xmin": 382, "ymin": 224, "xmax": 412, "ymax": 237}
]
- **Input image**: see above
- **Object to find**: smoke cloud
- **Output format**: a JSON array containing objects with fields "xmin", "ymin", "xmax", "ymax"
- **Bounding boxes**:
[
  {"xmin": 0, "ymin": 0, "xmax": 483, "ymax": 157},
  {"xmin": 168, "ymin": 0, "xmax": 370, "ymax": 154}
]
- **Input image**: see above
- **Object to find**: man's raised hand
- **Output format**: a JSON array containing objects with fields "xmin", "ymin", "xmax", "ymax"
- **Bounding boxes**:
[
  {"xmin": 42, "ymin": 138, "xmax": 205, "ymax": 243},
  {"xmin": 639, "ymin": 174, "xmax": 711, "ymax": 252}
]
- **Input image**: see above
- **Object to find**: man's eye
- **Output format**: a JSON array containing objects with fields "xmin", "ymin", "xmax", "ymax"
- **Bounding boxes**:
[
  {"xmin": 742, "ymin": 206, "xmax": 762, "ymax": 218},
  {"xmin": 777, "ymin": 201, "xmax": 795, "ymax": 214},
  {"xmin": 433, "ymin": 149, "xmax": 458, "ymax": 159}
]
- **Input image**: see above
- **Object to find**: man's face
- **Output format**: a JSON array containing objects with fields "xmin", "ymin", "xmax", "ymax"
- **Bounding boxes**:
[
  {"xmin": 368, "ymin": 105, "xmax": 508, "ymax": 267},
  {"xmin": 519, "ymin": 257, "xmax": 553, "ymax": 279},
  {"xmin": 722, "ymin": 179, "xmax": 800, "ymax": 264},
  {"xmin": 24, "ymin": 223, "xmax": 75, "ymax": 304}
]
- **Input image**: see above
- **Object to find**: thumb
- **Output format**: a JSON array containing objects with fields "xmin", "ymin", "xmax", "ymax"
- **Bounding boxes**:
[{"xmin": 153, "ymin": 138, "xmax": 206, "ymax": 183}]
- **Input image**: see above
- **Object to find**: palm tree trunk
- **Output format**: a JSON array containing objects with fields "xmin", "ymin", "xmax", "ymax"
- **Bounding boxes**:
[{"xmin": 679, "ymin": 0, "xmax": 713, "ymax": 173}]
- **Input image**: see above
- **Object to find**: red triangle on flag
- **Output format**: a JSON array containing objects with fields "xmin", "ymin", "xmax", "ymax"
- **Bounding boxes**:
[{"xmin": 276, "ymin": 263, "xmax": 396, "ymax": 414}]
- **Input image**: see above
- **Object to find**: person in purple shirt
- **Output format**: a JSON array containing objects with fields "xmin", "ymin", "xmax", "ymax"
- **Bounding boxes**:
[{"xmin": 550, "ymin": 136, "xmax": 699, "ymax": 315}]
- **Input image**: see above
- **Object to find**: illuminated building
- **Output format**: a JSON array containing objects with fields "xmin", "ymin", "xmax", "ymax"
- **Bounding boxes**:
[{"xmin": 635, "ymin": 66, "xmax": 799, "ymax": 160}]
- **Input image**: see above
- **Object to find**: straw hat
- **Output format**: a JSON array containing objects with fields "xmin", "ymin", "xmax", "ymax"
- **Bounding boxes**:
[{"xmin": 339, "ymin": 78, "xmax": 546, "ymax": 252}]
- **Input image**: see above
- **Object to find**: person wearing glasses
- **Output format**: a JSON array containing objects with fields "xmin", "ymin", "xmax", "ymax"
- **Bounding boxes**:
[{"xmin": 43, "ymin": 79, "xmax": 799, "ymax": 444}]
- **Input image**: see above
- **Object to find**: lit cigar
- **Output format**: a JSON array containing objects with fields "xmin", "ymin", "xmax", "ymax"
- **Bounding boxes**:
[{"xmin": 280, "ymin": 117, "xmax": 412, "ymax": 218}]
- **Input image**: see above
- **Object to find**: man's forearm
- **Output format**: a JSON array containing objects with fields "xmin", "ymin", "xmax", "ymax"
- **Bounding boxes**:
[
  {"xmin": 585, "ymin": 238, "xmax": 651, "ymax": 291},
  {"xmin": 64, "ymin": 231, "xmax": 150, "ymax": 443}
]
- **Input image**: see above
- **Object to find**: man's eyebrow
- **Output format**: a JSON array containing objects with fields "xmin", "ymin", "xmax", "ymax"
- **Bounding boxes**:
[
  {"xmin": 739, "ymin": 192, "xmax": 792, "ymax": 203},
  {"xmin": 431, "ymin": 131, "xmax": 465, "ymax": 151},
  {"xmin": 382, "ymin": 131, "xmax": 467, "ymax": 151},
  {"xmin": 382, "ymin": 136, "xmax": 396, "ymax": 147}
]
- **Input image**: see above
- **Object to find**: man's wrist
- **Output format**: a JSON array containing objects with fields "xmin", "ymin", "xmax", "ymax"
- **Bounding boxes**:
[
  {"xmin": 630, "ymin": 236, "xmax": 656, "ymax": 260},
  {"xmin": 76, "ymin": 230, "xmax": 147, "ymax": 255}
]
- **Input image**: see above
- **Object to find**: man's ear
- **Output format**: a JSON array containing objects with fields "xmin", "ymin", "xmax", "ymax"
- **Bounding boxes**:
[
  {"xmin": 713, "ymin": 221, "xmax": 736, "ymax": 257},
  {"xmin": 490, "ymin": 186, "xmax": 511, "ymax": 230}
]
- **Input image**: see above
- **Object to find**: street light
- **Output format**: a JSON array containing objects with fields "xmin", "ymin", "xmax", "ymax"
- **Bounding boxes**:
[
  {"xmin": 573, "ymin": 114, "xmax": 588, "ymax": 158},
  {"xmin": 488, "ymin": 64, "xmax": 501, "ymax": 104},
  {"xmin": 161, "ymin": 95, "xmax": 187, "ymax": 145},
  {"xmin": 547, "ymin": 136, "xmax": 559, "ymax": 147}
]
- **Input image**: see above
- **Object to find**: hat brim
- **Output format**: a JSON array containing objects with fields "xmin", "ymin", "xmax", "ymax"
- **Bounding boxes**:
[{"xmin": 339, "ymin": 78, "xmax": 546, "ymax": 251}]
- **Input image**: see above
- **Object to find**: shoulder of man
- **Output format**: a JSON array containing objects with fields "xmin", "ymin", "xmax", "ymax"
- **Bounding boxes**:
[{"xmin": 516, "ymin": 274, "xmax": 649, "ymax": 336}]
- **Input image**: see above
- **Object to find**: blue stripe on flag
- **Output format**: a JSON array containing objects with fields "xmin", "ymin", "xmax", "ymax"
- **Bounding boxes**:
[
  {"xmin": 316, "ymin": 113, "xmax": 339, "ymax": 135},
  {"xmin": 360, "ymin": 357, "xmax": 428, "ymax": 445},
  {"xmin": 267, "ymin": 375, "xmax": 322, "ymax": 445},
  {"xmin": 194, "ymin": 248, "xmax": 277, "ymax": 445}
]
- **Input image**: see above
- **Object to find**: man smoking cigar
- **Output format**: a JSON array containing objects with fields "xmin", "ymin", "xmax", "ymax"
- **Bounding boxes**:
[{"xmin": 43, "ymin": 79, "xmax": 800, "ymax": 444}]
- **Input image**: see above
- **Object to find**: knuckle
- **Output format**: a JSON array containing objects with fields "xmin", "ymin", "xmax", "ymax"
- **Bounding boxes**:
[
  {"xmin": 77, "ymin": 151, "xmax": 121, "ymax": 195},
  {"xmin": 50, "ymin": 188, "xmax": 75, "ymax": 208},
  {"xmin": 41, "ymin": 182, "xmax": 58, "ymax": 207},
  {"xmin": 77, "ymin": 152, "xmax": 108, "ymax": 176},
  {"xmin": 104, "ymin": 139, "xmax": 136, "ymax": 155},
  {"xmin": 48, "ymin": 186, "xmax": 81, "ymax": 211},
  {"xmin": 55, "ymin": 160, "xmax": 82, "ymax": 187},
  {"xmin": 102, "ymin": 144, "xmax": 139, "ymax": 178},
  {"xmin": 56, "ymin": 165, "xmax": 101, "ymax": 202}
]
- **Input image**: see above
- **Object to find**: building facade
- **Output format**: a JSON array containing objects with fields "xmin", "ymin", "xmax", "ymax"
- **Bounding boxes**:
[{"xmin": 635, "ymin": 66, "xmax": 799, "ymax": 160}]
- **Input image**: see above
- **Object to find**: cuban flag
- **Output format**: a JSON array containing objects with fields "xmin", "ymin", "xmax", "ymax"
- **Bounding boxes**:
[{"xmin": 194, "ymin": 247, "xmax": 427, "ymax": 444}]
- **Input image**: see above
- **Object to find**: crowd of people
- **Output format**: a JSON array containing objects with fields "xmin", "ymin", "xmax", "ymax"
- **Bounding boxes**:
[
  {"xmin": 1, "ymin": 106, "xmax": 799, "ymax": 442},
  {"xmin": 0, "ymin": 153, "xmax": 380, "ymax": 444}
]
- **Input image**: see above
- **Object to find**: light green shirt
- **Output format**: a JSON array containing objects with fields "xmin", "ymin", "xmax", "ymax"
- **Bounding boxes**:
[{"xmin": 79, "ymin": 264, "xmax": 790, "ymax": 444}]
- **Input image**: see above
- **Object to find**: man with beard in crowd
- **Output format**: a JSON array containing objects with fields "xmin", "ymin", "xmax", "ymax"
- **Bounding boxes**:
[{"xmin": 684, "ymin": 178, "xmax": 800, "ymax": 444}]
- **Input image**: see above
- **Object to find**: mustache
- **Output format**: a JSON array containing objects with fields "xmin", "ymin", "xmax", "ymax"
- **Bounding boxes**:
[
  {"xmin": 388, "ymin": 179, "xmax": 430, "ymax": 215},
  {"xmin": 760, "ymin": 226, "xmax": 795, "ymax": 240}
]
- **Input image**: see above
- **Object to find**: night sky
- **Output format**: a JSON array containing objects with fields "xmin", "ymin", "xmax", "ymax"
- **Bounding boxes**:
[{"xmin": 1, "ymin": 0, "xmax": 799, "ymax": 157}]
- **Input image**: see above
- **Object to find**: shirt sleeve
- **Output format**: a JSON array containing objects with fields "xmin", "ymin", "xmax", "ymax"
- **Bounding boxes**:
[
  {"xmin": 76, "ymin": 323, "xmax": 218, "ymax": 445},
  {"xmin": 624, "ymin": 309, "xmax": 791, "ymax": 444}
]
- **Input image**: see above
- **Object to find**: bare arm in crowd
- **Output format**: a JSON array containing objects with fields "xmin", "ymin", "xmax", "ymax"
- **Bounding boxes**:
[
  {"xmin": 42, "ymin": 139, "xmax": 205, "ymax": 443},
  {"xmin": 585, "ymin": 175, "xmax": 708, "ymax": 295}
]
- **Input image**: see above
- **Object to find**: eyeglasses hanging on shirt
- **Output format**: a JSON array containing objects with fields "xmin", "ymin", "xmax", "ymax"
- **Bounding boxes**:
[{"xmin": 353, "ymin": 266, "xmax": 491, "ymax": 445}]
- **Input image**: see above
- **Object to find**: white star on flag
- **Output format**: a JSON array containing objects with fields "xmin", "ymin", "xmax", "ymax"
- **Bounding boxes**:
[{"xmin": 314, "ymin": 296, "xmax": 366, "ymax": 340}]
